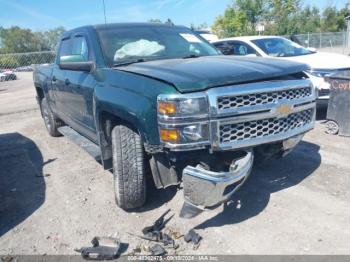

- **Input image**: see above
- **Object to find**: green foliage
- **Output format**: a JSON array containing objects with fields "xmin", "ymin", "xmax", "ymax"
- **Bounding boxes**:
[
  {"xmin": 0, "ymin": 26, "xmax": 65, "ymax": 54},
  {"xmin": 213, "ymin": 6, "xmax": 251, "ymax": 38},
  {"xmin": 0, "ymin": 55, "xmax": 19, "ymax": 68},
  {"xmin": 212, "ymin": 0, "xmax": 350, "ymax": 37},
  {"xmin": 190, "ymin": 22, "xmax": 209, "ymax": 30}
]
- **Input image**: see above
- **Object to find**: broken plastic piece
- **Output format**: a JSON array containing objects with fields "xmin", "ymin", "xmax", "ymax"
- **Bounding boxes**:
[
  {"xmin": 75, "ymin": 236, "xmax": 123, "ymax": 260},
  {"xmin": 142, "ymin": 209, "xmax": 173, "ymax": 234},
  {"xmin": 150, "ymin": 244, "xmax": 167, "ymax": 256},
  {"xmin": 184, "ymin": 229, "xmax": 201, "ymax": 245}
]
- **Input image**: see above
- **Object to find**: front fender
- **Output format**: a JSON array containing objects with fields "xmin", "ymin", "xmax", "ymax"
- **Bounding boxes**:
[{"xmin": 93, "ymin": 69, "xmax": 177, "ymax": 168}]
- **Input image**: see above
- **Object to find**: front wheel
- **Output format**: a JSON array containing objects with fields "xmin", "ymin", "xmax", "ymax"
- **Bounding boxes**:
[{"xmin": 111, "ymin": 125, "xmax": 146, "ymax": 210}]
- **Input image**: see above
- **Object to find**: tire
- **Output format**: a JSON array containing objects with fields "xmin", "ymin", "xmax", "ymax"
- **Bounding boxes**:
[
  {"xmin": 326, "ymin": 120, "xmax": 339, "ymax": 135},
  {"xmin": 41, "ymin": 97, "xmax": 62, "ymax": 137},
  {"xmin": 111, "ymin": 125, "xmax": 146, "ymax": 210}
]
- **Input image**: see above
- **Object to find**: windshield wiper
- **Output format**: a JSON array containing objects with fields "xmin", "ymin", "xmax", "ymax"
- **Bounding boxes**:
[
  {"xmin": 182, "ymin": 54, "xmax": 202, "ymax": 59},
  {"xmin": 113, "ymin": 58, "xmax": 148, "ymax": 67}
]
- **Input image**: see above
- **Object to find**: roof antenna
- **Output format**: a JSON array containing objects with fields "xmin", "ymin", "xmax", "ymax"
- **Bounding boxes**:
[
  {"xmin": 165, "ymin": 18, "xmax": 174, "ymax": 26},
  {"xmin": 102, "ymin": 0, "xmax": 107, "ymax": 24}
]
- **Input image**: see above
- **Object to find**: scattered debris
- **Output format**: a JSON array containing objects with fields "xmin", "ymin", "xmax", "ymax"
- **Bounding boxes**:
[
  {"xmin": 35, "ymin": 173, "xmax": 51, "ymax": 177},
  {"xmin": 142, "ymin": 209, "xmax": 173, "ymax": 235},
  {"xmin": 184, "ymin": 229, "xmax": 202, "ymax": 249},
  {"xmin": 75, "ymin": 236, "xmax": 125, "ymax": 260},
  {"xmin": 128, "ymin": 231, "xmax": 175, "ymax": 248},
  {"xmin": 132, "ymin": 246, "xmax": 141, "ymax": 254},
  {"xmin": 128, "ymin": 209, "xmax": 184, "ymax": 255},
  {"xmin": 1, "ymin": 255, "xmax": 15, "ymax": 262},
  {"xmin": 43, "ymin": 158, "xmax": 57, "ymax": 166},
  {"xmin": 150, "ymin": 244, "xmax": 167, "ymax": 256},
  {"xmin": 165, "ymin": 227, "xmax": 183, "ymax": 239}
]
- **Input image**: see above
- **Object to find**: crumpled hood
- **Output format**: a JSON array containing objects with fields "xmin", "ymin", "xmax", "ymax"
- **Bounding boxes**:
[
  {"xmin": 281, "ymin": 52, "xmax": 350, "ymax": 70},
  {"xmin": 116, "ymin": 55, "xmax": 309, "ymax": 93}
]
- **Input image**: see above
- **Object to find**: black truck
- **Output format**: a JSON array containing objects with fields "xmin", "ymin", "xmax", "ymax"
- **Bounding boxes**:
[{"xmin": 33, "ymin": 23, "xmax": 316, "ymax": 217}]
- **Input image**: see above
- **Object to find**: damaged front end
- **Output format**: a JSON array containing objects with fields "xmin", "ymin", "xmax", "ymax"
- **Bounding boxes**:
[
  {"xmin": 180, "ymin": 150, "xmax": 253, "ymax": 218},
  {"xmin": 154, "ymin": 79, "xmax": 316, "ymax": 218}
]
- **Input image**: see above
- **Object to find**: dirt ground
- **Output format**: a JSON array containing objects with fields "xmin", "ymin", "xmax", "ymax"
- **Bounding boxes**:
[{"xmin": 0, "ymin": 72, "xmax": 349, "ymax": 255}]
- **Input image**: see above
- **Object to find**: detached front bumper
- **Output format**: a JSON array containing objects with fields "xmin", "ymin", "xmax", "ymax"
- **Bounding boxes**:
[{"xmin": 180, "ymin": 150, "xmax": 254, "ymax": 218}]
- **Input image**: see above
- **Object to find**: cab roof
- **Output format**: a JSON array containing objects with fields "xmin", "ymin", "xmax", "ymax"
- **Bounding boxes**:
[{"xmin": 62, "ymin": 22, "xmax": 187, "ymax": 38}]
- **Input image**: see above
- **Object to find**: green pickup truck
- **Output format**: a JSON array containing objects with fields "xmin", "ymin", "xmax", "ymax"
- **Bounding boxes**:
[{"xmin": 33, "ymin": 23, "xmax": 316, "ymax": 217}]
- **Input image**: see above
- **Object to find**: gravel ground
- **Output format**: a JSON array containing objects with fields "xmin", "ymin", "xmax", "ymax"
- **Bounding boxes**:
[{"xmin": 0, "ymin": 73, "xmax": 349, "ymax": 255}]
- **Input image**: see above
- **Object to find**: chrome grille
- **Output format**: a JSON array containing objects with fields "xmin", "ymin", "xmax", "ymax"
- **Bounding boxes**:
[
  {"xmin": 217, "ymin": 87, "xmax": 312, "ymax": 110},
  {"xmin": 220, "ymin": 109, "xmax": 313, "ymax": 143}
]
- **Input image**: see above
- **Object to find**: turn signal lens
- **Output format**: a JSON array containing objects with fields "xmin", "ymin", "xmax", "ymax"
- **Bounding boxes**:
[
  {"xmin": 158, "ymin": 102, "xmax": 176, "ymax": 115},
  {"xmin": 160, "ymin": 129, "xmax": 179, "ymax": 143}
]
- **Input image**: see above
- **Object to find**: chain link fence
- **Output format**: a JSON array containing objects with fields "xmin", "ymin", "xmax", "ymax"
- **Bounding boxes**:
[
  {"xmin": 292, "ymin": 31, "xmax": 350, "ymax": 55},
  {"xmin": 0, "ymin": 51, "xmax": 55, "ymax": 70}
]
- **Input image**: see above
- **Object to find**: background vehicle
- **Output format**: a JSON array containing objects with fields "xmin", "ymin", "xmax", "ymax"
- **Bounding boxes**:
[
  {"xmin": 0, "ymin": 72, "xmax": 6, "ymax": 82},
  {"xmin": 212, "ymin": 36, "xmax": 350, "ymax": 106},
  {"xmin": 194, "ymin": 29, "xmax": 219, "ymax": 42},
  {"xmin": 0, "ymin": 70, "xmax": 17, "ymax": 81},
  {"xmin": 33, "ymin": 23, "xmax": 316, "ymax": 217}
]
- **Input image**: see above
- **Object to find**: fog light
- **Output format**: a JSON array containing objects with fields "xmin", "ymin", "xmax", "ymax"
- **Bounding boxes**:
[{"xmin": 160, "ymin": 129, "xmax": 179, "ymax": 143}]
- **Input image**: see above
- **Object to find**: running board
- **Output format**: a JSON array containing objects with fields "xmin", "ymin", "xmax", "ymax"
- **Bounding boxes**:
[{"xmin": 58, "ymin": 126, "xmax": 101, "ymax": 162}]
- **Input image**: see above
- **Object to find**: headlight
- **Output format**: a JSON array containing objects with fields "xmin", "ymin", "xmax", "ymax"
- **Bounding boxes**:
[
  {"xmin": 307, "ymin": 69, "xmax": 333, "ymax": 78},
  {"xmin": 157, "ymin": 94, "xmax": 208, "ymax": 118},
  {"xmin": 157, "ymin": 93, "xmax": 210, "ymax": 146}
]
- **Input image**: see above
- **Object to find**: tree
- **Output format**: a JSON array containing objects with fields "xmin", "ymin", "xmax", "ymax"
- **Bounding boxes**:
[
  {"xmin": 39, "ymin": 27, "xmax": 65, "ymax": 51},
  {"xmin": 264, "ymin": 0, "xmax": 302, "ymax": 35},
  {"xmin": 212, "ymin": 5, "xmax": 250, "ymax": 37},
  {"xmin": 0, "ymin": 26, "xmax": 65, "ymax": 54},
  {"xmin": 0, "ymin": 26, "xmax": 42, "ymax": 53},
  {"xmin": 296, "ymin": 6, "xmax": 321, "ymax": 34},
  {"xmin": 212, "ymin": 0, "xmax": 268, "ymax": 37},
  {"xmin": 321, "ymin": 7, "xmax": 339, "ymax": 32},
  {"xmin": 337, "ymin": 5, "xmax": 350, "ymax": 31},
  {"xmin": 190, "ymin": 22, "xmax": 209, "ymax": 30}
]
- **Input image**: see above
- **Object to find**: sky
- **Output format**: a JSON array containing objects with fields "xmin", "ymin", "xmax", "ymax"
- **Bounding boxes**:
[{"xmin": 0, "ymin": 0, "xmax": 348, "ymax": 31}]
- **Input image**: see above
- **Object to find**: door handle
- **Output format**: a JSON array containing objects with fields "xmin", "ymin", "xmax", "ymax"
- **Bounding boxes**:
[
  {"xmin": 65, "ymin": 79, "xmax": 70, "ymax": 85},
  {"xmin": 52, "ymin": 76, "xmax": 56, "ymax": 82}
]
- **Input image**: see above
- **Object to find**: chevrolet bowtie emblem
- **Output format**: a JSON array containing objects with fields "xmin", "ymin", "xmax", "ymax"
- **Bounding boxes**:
[{"xmin": 276, "ymin": 104, "xmax": 293, "ymax": 117}]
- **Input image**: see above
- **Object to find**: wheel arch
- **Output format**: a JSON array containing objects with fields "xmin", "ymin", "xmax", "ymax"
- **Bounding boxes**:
[{"xmin": 96, "ymin": 108, "xmax": 151, "ymax": 170}]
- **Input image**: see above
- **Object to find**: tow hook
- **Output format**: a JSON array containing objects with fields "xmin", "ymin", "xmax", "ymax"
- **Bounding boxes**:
[{"xmin": 180, "ymin": 150, "xmax": 254, "ymax": 218}]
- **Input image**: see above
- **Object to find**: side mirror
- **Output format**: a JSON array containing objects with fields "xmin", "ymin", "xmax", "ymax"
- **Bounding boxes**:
[{"xmin": 59, "ymin": 55, "xmax": 94, "ymax": 72}]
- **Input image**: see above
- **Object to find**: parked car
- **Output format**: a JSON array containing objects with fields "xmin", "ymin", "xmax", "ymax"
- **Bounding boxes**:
[
  {"xmin": 194, "ymin": 29, "xmax": 219, "ymax": 42},
  {"xmin": 0, "ymin": 72, "xmax": 6, "ymax": 82},
  {"xmin": 15, "ymin": 65, "xmax": 34, "ymax": 72},
  {"xmin": 33, "ymin": 23, "xmax": 316, "ymax": 218},
  {"xmin": 212, "ymin": 36, "xmax": 350, "ymax": 106},
  {"xmin": 0, "ymin": 70, "xmax": 17, "ymax": 81}
]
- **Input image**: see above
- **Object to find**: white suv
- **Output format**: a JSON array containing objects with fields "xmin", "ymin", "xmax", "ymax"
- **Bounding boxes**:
[{"xmin": 213, "ymin": 36, "xmax": 350, "ymax": 106}]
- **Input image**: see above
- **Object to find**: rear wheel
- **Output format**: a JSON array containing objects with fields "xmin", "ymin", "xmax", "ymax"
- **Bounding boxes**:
[
  {"xmin": 41, "ymin": 97, "xmax": 62, "ymax": 137},
  {"xmin": 111, "ymin": 125, "xmax": 146, "ymax": 210}
]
